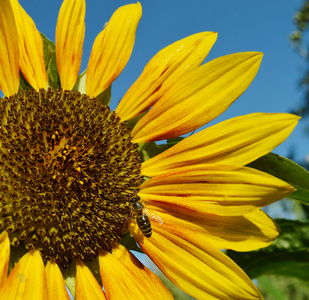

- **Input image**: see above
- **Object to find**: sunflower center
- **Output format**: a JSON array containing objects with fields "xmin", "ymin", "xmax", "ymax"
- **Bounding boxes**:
[{"xmin": 0, "ymin": 88, "xmax": 142, "ymax": 268}]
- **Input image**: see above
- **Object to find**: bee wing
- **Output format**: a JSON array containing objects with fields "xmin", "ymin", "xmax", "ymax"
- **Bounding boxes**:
[
  {"xmin": 143, "ymin": 207, "xmax": 164, "ymax": 225},
  {"xmin": 121, "ymin": 210, "xmax": 134, "ymax": 235}
]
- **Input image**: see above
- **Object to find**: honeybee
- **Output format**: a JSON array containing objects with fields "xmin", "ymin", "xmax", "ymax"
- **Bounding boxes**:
[{"xmin": 129, "ymin": 194, "xmax": 163, "ymax": 238}]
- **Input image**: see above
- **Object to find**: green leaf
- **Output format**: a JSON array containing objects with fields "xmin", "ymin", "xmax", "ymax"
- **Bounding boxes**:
[
  {"xmin": 62, "ymin": 261, "xmax": 76, "ymax": 299},
  {"xmin": 19, "ymin": 72, "xmax": 33, "ymax": 91},
  {"xmin": 73, "ymin": 69, "xmax": 86, "ymax": 93},
  {"xmin": 138, "ymin": 138, "xmax": 184, "ymax": 163},
  {"xmin": 257, "ymin": 276, "xmax": 286, "ymax": 300},
  {"xmin": 95, "ymin": 85, "xmax": 111, "ymax": 106},
  {"xmin": 227, "ymin": 219, "xmax": 309, "ymax": 281},
  {"xmin": 119, "ymin": 232, "xmax": 143, "ymax": 253},
  {"xmin": 139, "ymin": 142, "xmax": 169, "ymax": 162},
  {"xmin": 166, "ymin": 137, "xmax": 184, "ymax": 148},
  {"xmin": 247, "ymin": 153, "xmax": 309, "ymax": 205},
  {"xmin": 41, "ymin": 33, "xmax": 61, "ymax": 89},
  {"xmin": 72, "ymin": 70, "xmax": 111, "ymax": 105},
  {"xmin": 125, "ymin": 110, "xmax": 148, "ymax": 131}
]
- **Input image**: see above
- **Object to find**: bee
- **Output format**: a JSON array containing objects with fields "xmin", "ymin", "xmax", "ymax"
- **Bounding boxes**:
[{"xmin": 129, "ymin": 194, "xmax": 163, "ymax": 238}]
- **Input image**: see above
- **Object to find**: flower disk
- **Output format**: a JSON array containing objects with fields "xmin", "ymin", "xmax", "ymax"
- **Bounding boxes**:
[{"xmin": 0, "ymin": 88, "xmax": 142, "ymax": 268}]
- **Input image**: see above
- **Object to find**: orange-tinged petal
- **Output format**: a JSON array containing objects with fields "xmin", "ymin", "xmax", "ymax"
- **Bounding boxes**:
[
  {"xmin": 130, "ymin": 222, "xmax": 262, "ymax": 300},
  {"xmin": 142, "ymin": 209, "xmax": 279, "ymax": 251},
  {"xmin": 116, "ymin": 31, "xmax": 218, "ymax": 121},
  {"xmin": 0, "ymin": 250, "xmax": 47, "ymax": 300},
  {"xmin": 0, "ymin": 0, "xmax": 19, "ymax": 96},
  {"xmin": 76, "ymin": 260, "xmax": 106, "ymax": 300},
  {"xmin": 140, "ymin": 164, "xmax": 294, "ymax": 216},
  {"xmin": 10, "ymin": 0, "xmax": 47, "ymax": 90},
  {"xmin": 132, "ymin": 52, "xmax": 263, "ymax": 142},
  {"xmin": 99, "ymin": 250, "xmax": 145, "ymax": 300},
  {"xmin": 142, "ymin": 113, "xmax": 300, "ymax": 177},
  {"xmin": 86, "ymin": 3, "xmax": 142, "ymax": 98},
  {"xmin": 0, "ymin": 231, "xmax": 10, "ymax": 288},
  {"xmin": 99, "ymin": 243, "xmax": 173, "ymax": 300},
  {"xmin": 56, "ymin": 0, "xmax": 85, "ymax": 90},
  {"xmin": 99, "ymin": 249, "xmax": 155, "ymax": 300},
  {"xmin": 46, "ymin": 261, "xmax": 70, "ymax": 300}
]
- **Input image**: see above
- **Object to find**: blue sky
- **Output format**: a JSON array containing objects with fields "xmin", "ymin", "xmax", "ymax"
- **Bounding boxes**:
[{"xmin": 17, "ymin": 0, "xmax": 308, "ymax": 162}]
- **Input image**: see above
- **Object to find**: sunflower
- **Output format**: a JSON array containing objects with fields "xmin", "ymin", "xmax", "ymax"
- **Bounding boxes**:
[{"xmin": 0, "ymin": 0, "xmax": 299, "ymax": 299}]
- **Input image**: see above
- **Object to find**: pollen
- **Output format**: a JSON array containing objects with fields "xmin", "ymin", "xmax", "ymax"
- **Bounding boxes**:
[{"xmin": 0, "ymin": 88, "xmax": 143, "ymax": 268}]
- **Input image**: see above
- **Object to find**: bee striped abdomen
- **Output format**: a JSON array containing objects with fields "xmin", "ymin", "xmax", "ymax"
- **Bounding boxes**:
[{"xmin": 136, "ymin": 214, "xmax": 152, "ymax": 237}]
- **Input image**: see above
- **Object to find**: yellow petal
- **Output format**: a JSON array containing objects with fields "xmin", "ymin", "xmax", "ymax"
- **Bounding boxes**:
[
  {"xmin": 56, "ymin": 0, "xmax": 85, "ymax": 90},
  {"xmin": 86, "ymin": 3, "xmax": 142, "ymax": 98},
  {"xmin": 99, "ymin": 250, "xmax": 152, "ymax": 300},
  {"xmin": 76, "ymin": 260, "xmax": 106, "ymax": 300},
  {"xmin": 46, "ymin": 261, "xmax": 71, "ymax": 300},
  {"xmin": 116, "ymin": 31, "xmax": 218, "ymax": 121},
  {"xmin": 132, "ymin": 52, "xmax": 263, "ymax": 142},
  {"xmin": 143, "ymin": 209, "xmax": 279, "ymax": 251},
  {"xmin": 10, "ymin": 0, "xmax": 47, "ymax": 90},
  {"xmin": 99, "ymin": 244, "xmax": 173, "ymax": 300},
  {"xmin": 130, "ymin": 222, "xmax": 262, "ymax": 300},
  {"xmin": 0, "ymin": 250, "xmax": 47, "ymax": 300},
  {"xmin": 140, "ymin": 164, "xmax": 294, "ymax": 216},
  {"xmin": 0, "ymin": 231, "xmax": 10, "ymax": 288},
  {"xmin": 0, "ymin": 0, "xmax": 19, "ymax": 96},
  {"xmin": 142, "ymin": 113, "xmax": 300, "ymax": 177}
]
